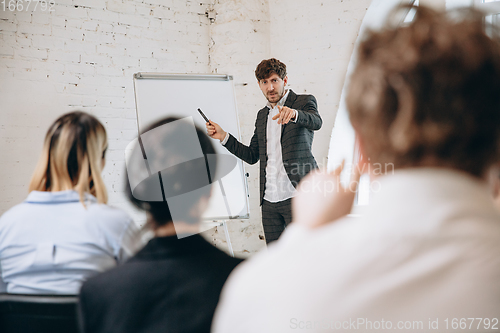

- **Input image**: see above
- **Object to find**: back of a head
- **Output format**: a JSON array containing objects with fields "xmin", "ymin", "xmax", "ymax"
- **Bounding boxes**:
[
  {"xmin": 347, "ymin": 5, "xmax": 500, "ymax": 177},
  {"xmin": 125, "ymin": 117, "xmax": 217, "ymax": 227},
  {"xmin": 29, "ymin": 111, "xmax": 108, "ymax": 204}
]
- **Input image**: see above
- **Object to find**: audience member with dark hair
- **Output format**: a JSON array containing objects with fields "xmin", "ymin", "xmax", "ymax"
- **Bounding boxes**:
[
  {"xmin": 78, "ymin": 117, "xmax": 242, "ymax": 333},
  {"xmin": 0, "ymin": 111, "xmax": 139, "ymax": 294},
  {"xmin": 213, "ymin": 6, "xmax": 500, "ymax": 332}
]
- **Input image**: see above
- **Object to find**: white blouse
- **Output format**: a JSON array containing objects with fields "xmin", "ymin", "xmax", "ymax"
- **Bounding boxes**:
[
  {"xmin": 263, "ymin": 89, "xmax": 298, "ymax": 203},
  {"xmin": 0, "ymin": 190, "xmax": 140, "ymax": 294}
]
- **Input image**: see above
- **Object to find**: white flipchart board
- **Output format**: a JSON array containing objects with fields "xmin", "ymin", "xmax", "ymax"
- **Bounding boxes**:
[{"xmin": 133, "ymin": 73, "xmax": 250, "ymax": 221}]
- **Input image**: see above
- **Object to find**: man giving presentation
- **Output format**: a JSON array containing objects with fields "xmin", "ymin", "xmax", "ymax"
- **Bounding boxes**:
[{"xmin": 206, "ymin": 58, "xmax": 322, "ymax": 243}]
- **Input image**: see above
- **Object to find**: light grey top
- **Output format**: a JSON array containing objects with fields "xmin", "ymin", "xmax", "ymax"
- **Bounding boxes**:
[{"xmin": 0, "ymin": 190, "xmax": 140, "ymax": 294}]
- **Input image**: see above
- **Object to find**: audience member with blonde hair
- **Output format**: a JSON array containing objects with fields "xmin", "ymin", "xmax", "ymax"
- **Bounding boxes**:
[
  {"xmin": 213, "ymin": 6, "xmax": 500, "ymax": 332},
  {"xmin": 0, "ymin": 111, "xmax": 139, "ymax": 294}
]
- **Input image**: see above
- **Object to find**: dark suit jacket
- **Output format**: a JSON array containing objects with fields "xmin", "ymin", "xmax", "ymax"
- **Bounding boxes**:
[
  {"xmin": 78, "ymin": 234, "xmax": 242, "ymax": 333},
  {"xmin": 224, "ymin": 90, "xmax": 322, "ymax": 204}
]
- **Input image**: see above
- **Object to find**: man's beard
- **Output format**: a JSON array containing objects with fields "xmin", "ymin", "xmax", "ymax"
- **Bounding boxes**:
[{"xmin": 266, "ymin": 89, "xmax": 284, "ymax": 103}]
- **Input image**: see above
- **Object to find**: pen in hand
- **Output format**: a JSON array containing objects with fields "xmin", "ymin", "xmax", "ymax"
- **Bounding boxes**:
[
  {"xmin": 198, "ymin": 108, "xmax": 211, "ymax": 125},
  {"xmin": 199, "ymin": 108, "xmax": 226, "ymax": 142}
]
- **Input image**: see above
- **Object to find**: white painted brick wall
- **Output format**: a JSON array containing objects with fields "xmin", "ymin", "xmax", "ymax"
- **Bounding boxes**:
[
  {"xmin": 1, "ymin": 0, "xmax": 370, "ymax": 256},
  {"xmin": 0, "ymin": 0, "xmax": 211, "ymax": 228}
]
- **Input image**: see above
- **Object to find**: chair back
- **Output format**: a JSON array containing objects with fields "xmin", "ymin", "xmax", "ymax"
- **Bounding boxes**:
[{"xmin": 0, "ymin": 293, "xmax": 78, "ymax": 333}]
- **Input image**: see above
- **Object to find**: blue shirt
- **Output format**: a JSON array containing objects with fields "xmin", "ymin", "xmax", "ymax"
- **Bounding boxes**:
[{"xmin": 0, "ymin": 190, "xmax": 140, "ymax": 294}]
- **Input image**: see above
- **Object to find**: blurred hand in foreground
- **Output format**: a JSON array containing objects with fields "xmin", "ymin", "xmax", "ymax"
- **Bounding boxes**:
[{"xmin": 292, "ymin": 160, "xmax": 365, "ymax": 229}]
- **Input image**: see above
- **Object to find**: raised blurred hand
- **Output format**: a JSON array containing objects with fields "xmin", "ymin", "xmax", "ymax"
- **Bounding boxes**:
[{"xmin": 292, "ymin": 160, "xmax": 364, "ymax": 229}]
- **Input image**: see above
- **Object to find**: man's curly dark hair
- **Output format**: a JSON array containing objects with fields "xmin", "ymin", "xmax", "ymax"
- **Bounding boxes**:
[{"xmin": 255, "ymin": 58, "xmax": 287, "ymax": 81}]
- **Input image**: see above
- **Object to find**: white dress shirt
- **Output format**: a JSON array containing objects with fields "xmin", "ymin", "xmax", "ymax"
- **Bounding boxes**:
[
  {"xmin": 0, "ymin": 190, "xmax": 140, "ymax": 294},
  {"xmin": 213, "ymin": 168, "xmax": 500, "ymax": 332},
  {"xmin": 222, "ymin": 90, "xmax": 298, "ymax": 202},
  {"xmin": 263, "ymin": 90, "xmax": 297, "ymax": 202}
]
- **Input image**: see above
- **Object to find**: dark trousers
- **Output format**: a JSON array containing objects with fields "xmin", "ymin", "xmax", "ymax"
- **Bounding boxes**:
[{"xmin": 261, "ymin": 198, "xmax": 292, "ymax": 244}]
